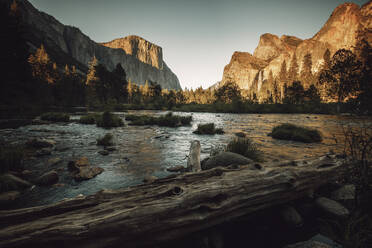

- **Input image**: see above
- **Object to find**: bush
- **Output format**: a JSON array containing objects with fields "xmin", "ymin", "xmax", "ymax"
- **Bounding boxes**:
[
  {"xmin": 269, "ymin": 123, "xmax": 322, "ymax": 143},
  {"xmin": 96, "ymin": 133, "xmax": 114, "ymax": 146},
  {"xmin": 226, "ymin": 137, "xmax": 263, "ymax": 162},
  {"xmin": 79, "ymin": 113, "xmax": 100, "ymax": 124},
  {"xmin": 193, "ymin": 123, "xmax": 224, "ymax": 135},
  {"xmin": 125, "ymin": 112, "xmax": 192, "ymax": 127},
  {"xmin": 40, "ymin": 112, "xmax": 70, "ymax": 122},
  {"xmin": 96, "ymin": 111, "xmax": 124, "ymax": 128},
  {"xmin": 0, "ymin": 145, "xmax": 25, "ymax": 173}
]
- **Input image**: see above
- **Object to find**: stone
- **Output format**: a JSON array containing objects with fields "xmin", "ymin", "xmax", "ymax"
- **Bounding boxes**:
[
  {"xmin": 0, "ymin": 191, "xmax": 20, "ymax": 204},
  {"xmin": 104, "ymin": 146, "xmax": 116, "ymax": 152},
  {"xmin": 285, "ymin": 240, "xmax": 331, "ymax": 248},
  {"xmin": 143, "ymin": 175, "xmax": 157, "ymax": 184},
  {"xmin": 167, "ymin": 166, "xmax": 187, "ymax": 173},
  {"xmin": 331, "ymin": 184, "xmax": 355, "ymax": 201},
  {"xmin": 35, "ymin": 147, "xmax": 52, "ymax": 157},
  {"xmin": 235, "ymin": 132, "xmax": 246, "ymax": 137},
  {"xmin": 201, "ymin": 152, "xmax": 254, "ymax": 170},
  {"xmin": 74, "ymin": 167, "xmax": 104, "ymax": 181},
  {"xmin": 75, "ymin": 157, "xmax": 90, "ymax": 167},
  {"xmin": 98, "ymin": 150, "xmax": 109, "ymax": 156},
  {"xmin": 279, "ymin": 205, "xmax": 303, "ymax": 227},
  {"xmin": 54, "ymin": 145, "xmax": 70, "ymax": 152},
  {"xmin": 47, "ymin": 157, "xmax": 62, "ymax": 166},
  {"xmin": 26, "ymin": 138, "xmax": 54, "ymax": 148},
  {"xmin": 315, "ymin": 197, "xmax": 350, "ymax": 218},
  {"xmin": 0, "ymin": 173, "xmax": 32, "ymax": 190},
  {"xmin": 36, "ymin": 170, "xmax": 59, "ymax": 186}
]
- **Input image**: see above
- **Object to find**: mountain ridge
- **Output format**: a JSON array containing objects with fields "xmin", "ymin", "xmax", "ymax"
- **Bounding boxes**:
[{"xmin": 6, "ymin": 0, "xmax": 181, "ymax": 90}]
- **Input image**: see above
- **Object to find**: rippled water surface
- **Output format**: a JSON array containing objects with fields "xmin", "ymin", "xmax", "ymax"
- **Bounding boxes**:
[{"xmin": 1, "ymin": 111, "xmax": 370, "ymax": 208}]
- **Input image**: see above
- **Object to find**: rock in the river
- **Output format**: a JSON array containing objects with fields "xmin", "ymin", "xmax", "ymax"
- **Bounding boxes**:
[
  {"xmin": 315, "ymin": 197, "xmax": 350, "ymax": 218},
  {"xmin": 143, "ymin": 175, "xmax": 158, "ymax": 184},
  {"xmin": 26, "ymin": 138, "xmax": 54, "ymax": 148},
  {"xmin": 0, "ymin": 174, "xmax": 32, "ymax": 190},
  {"xmin": 98, "ymin": 150, "xmax": 109, "ymax": 156},
  {"xmin": 235, "ymin": 132, "xmax": 246, "ymax": 138},
  {"xmin": 279, "ymin": 205, "xmax": 303, "ymax": 227},
  {"xmin": 74, "ymin": 167, "xmax": 104, "ymax": 181},
  {"xmin": 104, "ymin": 146, "xmax": 116, "ymax": 152},
  {"xmin": 285, "ymin": 240, "xmax": 331, "ymax": 248},
  {"xmin": 75, "ymin": 157, "xmax": 90, "ymax": 167},
  {"xmin": 201, "ymin": 152, "xmax": 254, "ymax": 170},
  {"xmin": 68, "ymin": 157, "xmax": 104, "ymax": 181},
  {"xmin": 35, "ymin": 147, "xmax": 52, "ymax": 157},
  {"xmin": 0, "ymin": 191, "xmax": 20, "ymax": 204},
  {"xmin": 36, "ymin": 170, "xmax": 59, "ymax": 186},
  {"xmin": 54, "ymin": 145, "xmax": 70, "ymax": 152},
  {"xmin": 167, "ymin": 166, "xmax": 187, "ymax": 173},
  {"xmin": 47, "ymin": 157, "xmax": 62, "ymax": 166}
]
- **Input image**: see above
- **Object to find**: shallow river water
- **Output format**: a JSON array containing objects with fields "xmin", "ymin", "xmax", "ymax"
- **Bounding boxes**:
[{"xmin": 1, "ymin": 111, "xmax": 370, "ymax": 209}]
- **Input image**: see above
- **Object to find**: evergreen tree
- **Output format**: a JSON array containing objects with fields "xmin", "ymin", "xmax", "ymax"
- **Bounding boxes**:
[
  {"xmin": 301, "ymin": 53, "xmax": 314, "ymax": 87},
  {"xmin": 288, "ymin": 53, "xmax": 299, "ymax": 83}
]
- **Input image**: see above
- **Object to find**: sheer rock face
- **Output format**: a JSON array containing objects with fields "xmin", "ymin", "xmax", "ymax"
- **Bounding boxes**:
[
  {"xmin": 12, "ymin": 0, "xmax": 181, "ymax": 90},
  {"xmin": 221, "ymin": 2, "xmax": 372, "ymax": 101}
]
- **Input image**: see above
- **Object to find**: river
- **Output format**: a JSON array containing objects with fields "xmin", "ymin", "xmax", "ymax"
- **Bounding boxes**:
[{"xmin": 1, "ymin": 111, "xmax": 370, "ymax": 209}]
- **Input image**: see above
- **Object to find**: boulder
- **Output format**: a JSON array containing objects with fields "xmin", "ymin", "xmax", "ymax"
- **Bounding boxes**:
[
  {"xmin": 26, "ymin": 138, "xmax": 54, "ymax": 148},
  {"xmin": 167, "ymin": 166, "xmax": 187, "ymax": 173},
  {"xmin": 75, "ymin": 157, "xmax": 90, "ymax": 167},
  {"xmin": 98, "ymin": 150, "xmax": 109, "ymax": 156},
  {"xmin": 36, "ymin": 170, "xmax": 59, "ymax": 186},
  {"xmin": 47, "ymin": 157, "xmax": 63, "ymax": 166},
  {"xmin": 143, "ymin": 175, "xmax": 158, "ymax": 184},
  {"xmin": 0, "ymin": 173, "xmax": 32, "ymax": 190},
  {"xmin": 104, "ymin": 146, "xmax": 116, "ymax": 152},
  {"xmin": 35, "ymin": 148, "xmax": 52, "ymax": 157},
  {"xmin": 285, "ymin": 240, "xmax": 331, "ymax": 248},
  {"xmin": 201, "ymin": 152, "xmax": 254, "ymax": 170},
  {"xmin": 331, "ymin": 184, "xmax": 355, "ymax": 202},
  {"xmin": 0, "ymin": 191, "xmax": 20, "ymax": 205},
  {"xmin": 235, "ymin": 132, "xmax": 246, "ymax": 137},
  {"xmin": 279, "ymin": 205, "xmax": 303, "ymax": 227},
  {"xmin": 315, "ymin": 197, "xmax": 350, "ymax": 218},
  {"xmin": 74, "ymin": 167, "xmax": 104, "ymax": 181},
  {"xmin": 54, "ymin": 145, "xmax": 70, "ymax": 152}
]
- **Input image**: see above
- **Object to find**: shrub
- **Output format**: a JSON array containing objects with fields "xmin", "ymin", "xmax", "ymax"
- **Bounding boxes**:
[
  {"xmin": 193, "ymin": 123, "xmax": 224, "ymax": 135},
  {"xmin": 97, "ymin": 133, "xmax": 114, "ymax": 146},
  {"xmin": 269, "ymin": 123, "xmax": 322, "ymax": 143},
  {"xmin": 40, "ymin": 112, "xmax": 70, "ymax": 122},
  {"xmin": 79, "ymin": 113, "xmax": 100, "ymax": 124},
  {"xmin": 96, "ymin": 111, "xmax": 124, "ymax": 128},
  {"xmin": 125, "ymin": 112, "xmax": 192, "ymax": 127},
  {"xmin": 226, "ymin": 137, "xmax": 263, "ymax": 162},
  {"xmin": 0, "ymin": 145, "xmax": 25, "ymax": 173}
]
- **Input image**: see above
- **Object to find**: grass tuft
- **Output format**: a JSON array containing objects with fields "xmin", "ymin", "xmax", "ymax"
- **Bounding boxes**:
[
  {"xmin": 193, "ymin": 123, "xmax": 224, "ymax": 135},
  {"xmin": 226, "ymin": 137, "xmax": 263, "ymax": 162},
  {"xmin": 96, "ymin": 111, "xmax": 124, "ymax": 128},
  {"xmin": 96, "ymin": 133, "xmax": 114, "ymax": 146},
  {"xmin": 40, "ymin": 112, "xmax": 70, "ymax": 122},
  {"xmin": 269, "ymin": 123, "xmax": 322, "ymax": 143},
  {"xmin": 125, "ymin": 112, "xmax": 192, "ymax": 127}
]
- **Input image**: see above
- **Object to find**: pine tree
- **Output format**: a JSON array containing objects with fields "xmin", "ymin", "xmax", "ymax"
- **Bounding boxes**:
[
  {"xmin": 301, "ymin": 53, "xmax": 313, "ymax": 87},
  {"xmin": 288, "ymin": 53, "xmax": 299, "ymax": 84}
]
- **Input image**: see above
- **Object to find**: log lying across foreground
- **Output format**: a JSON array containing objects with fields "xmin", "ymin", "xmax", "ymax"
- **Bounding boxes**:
[{"xmin": 0, "ymin": 155, "xmax": 346, "ymax": 248}]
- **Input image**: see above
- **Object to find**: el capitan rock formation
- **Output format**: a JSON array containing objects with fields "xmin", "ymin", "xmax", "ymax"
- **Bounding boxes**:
[
  {"xmin": 221, "ymin": 1, "xmax": 372, "ymax": 102},
  {"xmin": 4, "ymin": 0, "xmax": 181, "ymax": 90}
]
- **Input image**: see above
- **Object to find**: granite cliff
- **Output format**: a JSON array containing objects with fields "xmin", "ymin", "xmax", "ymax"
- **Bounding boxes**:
[
  {"xmin": 7, "ymin": 0, "xmax": 181, "ymax": 90},
  {"xmin": 221, "ymin": 2, "xmax": 372, "ymax": 101}
]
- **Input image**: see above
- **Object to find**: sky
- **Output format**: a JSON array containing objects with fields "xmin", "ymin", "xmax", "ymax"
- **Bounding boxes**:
[{"xmin": 29, "ymin": 0, "xmax": 367, "ymax": 89}]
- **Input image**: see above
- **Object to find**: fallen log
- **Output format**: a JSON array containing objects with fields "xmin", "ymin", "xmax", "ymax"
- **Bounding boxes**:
[{"xmin": 0, "ymin": 155, "xmax": 347, "ymax": 248}]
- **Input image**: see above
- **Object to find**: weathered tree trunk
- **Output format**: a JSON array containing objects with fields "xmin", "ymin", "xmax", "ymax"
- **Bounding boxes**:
[
  {"xmin": 187, "ymin": 140, "xmax": 201, "ymax": 172},
  {"xmin": 0, "ymin": 155, "xmax": 346, "ymax": 248}
]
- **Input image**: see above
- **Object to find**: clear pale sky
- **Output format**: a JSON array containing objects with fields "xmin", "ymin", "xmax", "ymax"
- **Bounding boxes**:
[{"xmin": 29, "ymin": 0, "xmax": 367, "ymax": 89}]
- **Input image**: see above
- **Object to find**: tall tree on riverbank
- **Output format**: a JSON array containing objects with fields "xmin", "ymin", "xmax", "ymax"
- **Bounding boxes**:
[{"xmin": 318, "ymin": 49, "xmax": 360, "ymax": 111}]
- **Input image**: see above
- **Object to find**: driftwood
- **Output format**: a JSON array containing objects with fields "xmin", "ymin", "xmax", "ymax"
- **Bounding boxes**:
[
  {"xmin": 0, "ymin": 155, "xmax": 347, "ymax": 248},
  {"xmin": 187, "ymin": 140, "xmax": 201, "ymax": 172}
]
